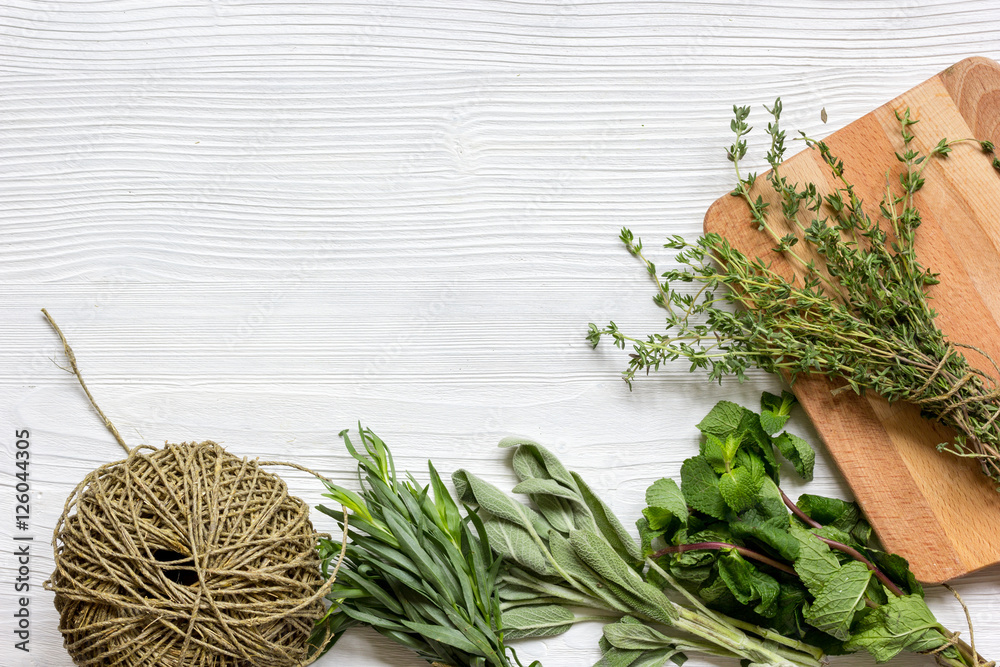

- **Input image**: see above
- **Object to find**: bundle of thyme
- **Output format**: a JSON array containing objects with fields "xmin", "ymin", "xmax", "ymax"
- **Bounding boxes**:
[{"xmin": 589, "ymin": 100, "xmax": 1000, "ymax": 486}]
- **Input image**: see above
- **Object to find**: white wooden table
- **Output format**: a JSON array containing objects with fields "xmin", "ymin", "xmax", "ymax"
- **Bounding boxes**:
[{"xmin": 3, "ymin": 2, "xmax": 1000, "ymax": 665}]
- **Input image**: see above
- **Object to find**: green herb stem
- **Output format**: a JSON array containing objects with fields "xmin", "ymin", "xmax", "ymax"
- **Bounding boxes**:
[
  {"xmin": 646, "ymin": 558, "xmax": 827, "ymax": 662},
  {"xmin": 815, "ymin": 535, "xmax": 906, "ymax": 597},
  {"xmin": 779, "ymin": 488, "xmax": 821, "ymax": 528},
  {"xmin": 673, "ymin": 608, "xmax": 823, "ymax": 667}
]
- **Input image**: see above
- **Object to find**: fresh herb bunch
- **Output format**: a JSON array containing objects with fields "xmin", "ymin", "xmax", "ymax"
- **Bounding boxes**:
[
  {"xmin": 313, "ymin": 427, "xmax": 539, "ymax": 667},
  {"xmin": 588, "ymin": 99, "xmax": 1000, "ymax": 486},
  {"xmin": 453, "ymin": 438, "xmax": 827, "ymax": 667},
  {"xmin": 642, "ymin": 392, "xmax": 986, "ymax": 666}
]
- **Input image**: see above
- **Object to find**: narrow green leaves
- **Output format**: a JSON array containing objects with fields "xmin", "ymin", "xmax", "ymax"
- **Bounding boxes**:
[
  {"xmin": 401, "ymin": 621, "xmax": 482, "ymax": 654},
  {"xmin": 314, "ymin": 427, "xmax": 520, "ymax": 667}
]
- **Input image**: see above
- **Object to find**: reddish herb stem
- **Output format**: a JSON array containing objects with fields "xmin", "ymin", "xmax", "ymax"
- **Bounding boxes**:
[
  {"xmin": 652, "ymin": 542, "xmax": 797, "ymax": 576},
  {"xmin": 779, "ymin": 489, "xmax": 906, "ymax": 597},
  {"xmin": 780, "ymin": 488, "xmax": 821, "ymax": 529},
  {"xmin": 815, "ymin": 536, "xmax": 906, "ymax": 598}
]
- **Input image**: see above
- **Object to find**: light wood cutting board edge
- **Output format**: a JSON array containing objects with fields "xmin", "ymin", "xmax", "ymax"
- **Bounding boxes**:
[{"xmin": 702, "ymin": 56, "xmax": 1000, "ymax": 584}]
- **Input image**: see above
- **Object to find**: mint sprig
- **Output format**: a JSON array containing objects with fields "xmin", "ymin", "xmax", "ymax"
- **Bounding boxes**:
[{"xmin": 645, "ymin": 393, "xmax": 986, "ymax": 665}]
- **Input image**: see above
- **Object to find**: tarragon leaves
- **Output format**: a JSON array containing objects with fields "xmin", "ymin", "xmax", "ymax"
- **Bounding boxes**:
[{"xmin": 314, "ymin": 427, "xmax": 539, "ymax": 667}]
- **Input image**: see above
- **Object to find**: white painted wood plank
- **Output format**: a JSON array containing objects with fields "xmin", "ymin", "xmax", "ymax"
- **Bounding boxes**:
[{"xmin": 2, "ymin": 1, "xmax": 1000, "ymax": 665}]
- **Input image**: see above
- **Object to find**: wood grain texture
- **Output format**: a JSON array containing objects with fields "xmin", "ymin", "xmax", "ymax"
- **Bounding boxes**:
[
  {"xmin": 704, "ymin": 57, "xmax": 1000, "ymax": 584},
  {"xmin": 3, "ymin": 1, "xmax": 1000, "ymax": 665}
]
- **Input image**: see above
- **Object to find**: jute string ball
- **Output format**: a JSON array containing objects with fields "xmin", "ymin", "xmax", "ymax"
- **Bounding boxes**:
[{"xmin": 40, "ymin": 310, "xmax": 345, "ymax": 666}]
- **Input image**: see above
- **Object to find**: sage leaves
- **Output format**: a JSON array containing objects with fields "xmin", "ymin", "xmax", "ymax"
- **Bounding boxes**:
[{"xmin": 455, "ymin": 436, "xmax": 826, "ymax": 667}]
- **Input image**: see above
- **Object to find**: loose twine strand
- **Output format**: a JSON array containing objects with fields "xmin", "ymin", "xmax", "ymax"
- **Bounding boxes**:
[
  {"xmin": 918, "ymin": 583, "xmax": 992, "ymax": 667},
  {"xmin": 41, "ymin": 308, "xmax": 349, "ymax": 666},
  {"xmin": 41, "ymin": 308, "xmax": 130, "ymax": 455}
]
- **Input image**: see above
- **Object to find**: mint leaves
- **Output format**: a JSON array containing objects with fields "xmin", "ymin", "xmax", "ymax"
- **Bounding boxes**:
[
  {"xmin": 644, "ymin": 393, "xmax": 977, "ymax": 665},
  {"xmin": 642, "ymin": 478, "xmax": 687, "ymax": 533},
  {"xmin": 679, "ymin": 456, "xmax": 728, "ymax": 520},
  {"xmin": 846, "ymin": 594, "xmax": 955, "ymax": 661},
  {"xmin": 802, "ymin": 561, "xmax": 872, "ymax": 640}
]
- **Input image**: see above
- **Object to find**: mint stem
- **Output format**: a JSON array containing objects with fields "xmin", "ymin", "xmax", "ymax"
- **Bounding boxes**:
[
  {"xmin": 778, "ymin": 488, "xmax": 907, "ymax": 597},
  {"xmin": 780, "ymin": 488, "xmax": 821, "ymax": 528},
  {"xmin": 651, "ymin": 542, "xmax": 796, "ymax": 576},
  {"xmin": 816, "ymin": 535, "xmax": 906, "ymax": 597}
]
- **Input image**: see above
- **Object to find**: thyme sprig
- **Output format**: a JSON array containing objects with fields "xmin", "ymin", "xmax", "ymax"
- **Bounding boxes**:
[{"xmin": 589, "ymin": 100, "xmax": 1000, "ymax": 486}]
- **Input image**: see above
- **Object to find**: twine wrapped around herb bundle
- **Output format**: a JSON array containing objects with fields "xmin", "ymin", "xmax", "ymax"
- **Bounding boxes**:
[
  {"xmin": 589, "ymin": 101, "xmax": 1000, "ymax": 487},
  {"xmin": 40, "ymin": 310, "xmax": 347, "ymax": 666}
]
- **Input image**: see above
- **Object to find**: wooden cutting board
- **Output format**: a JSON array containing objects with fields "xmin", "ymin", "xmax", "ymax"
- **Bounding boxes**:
[{"xmin": 703, "ymin": 57, "xmax": 1000, "ymax": 584}]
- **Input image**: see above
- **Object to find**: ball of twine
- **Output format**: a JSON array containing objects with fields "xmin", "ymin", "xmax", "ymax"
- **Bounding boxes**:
[{"xmin": 45, "ymin": 440, "xmax": 335, "ymax": 667}]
